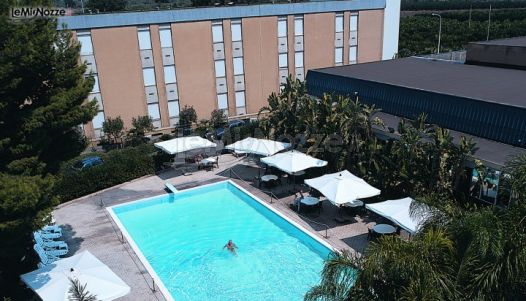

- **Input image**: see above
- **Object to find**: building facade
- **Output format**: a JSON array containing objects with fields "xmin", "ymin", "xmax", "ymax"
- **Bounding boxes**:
[{"xmin": 58, "ymin": 0, "xmax": 400, "ymax": 139}]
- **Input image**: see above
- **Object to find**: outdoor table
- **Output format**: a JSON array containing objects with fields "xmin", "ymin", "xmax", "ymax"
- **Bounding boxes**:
[
  {"xmin": 260, "ymin": 174, "xmax": 279, "ymax": 188},
  {"xmin": 297, "ymin": 196, "xmax": 320, "ymax": 212},
  {"xmin": 261, "ymin": 175, "xmax": 278, "ymax": 182},
  {"xmin": 201, "ymin": 157, "xmax": 217, "ymax": 165},
  {"xmin": 373, "ymin": 224, "xmax": 396, "ymax": 235}
]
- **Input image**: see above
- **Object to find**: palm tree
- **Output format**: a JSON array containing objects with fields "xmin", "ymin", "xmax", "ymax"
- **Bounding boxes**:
[{"xmin": 68, "ymin": 278, "xmax": 98, "ymax": 301}]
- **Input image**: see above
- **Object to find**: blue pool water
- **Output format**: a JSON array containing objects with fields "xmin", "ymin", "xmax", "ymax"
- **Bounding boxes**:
[{"xmin": 111, "ymin": 181, "xmax": 332, "ymax": 301}]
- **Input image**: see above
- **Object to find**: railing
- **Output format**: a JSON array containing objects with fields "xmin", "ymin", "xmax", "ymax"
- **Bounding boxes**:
[
  {"xmin": 227, "ymin": 167, "xmax": 330, "ymax": 238},
  {"xmin": 100, "ymin": 197, "xmax": 162, "ymax": 299},
  {"xmin": 260, "ymin": 190, "xmax": 279, "ymax": 204}
]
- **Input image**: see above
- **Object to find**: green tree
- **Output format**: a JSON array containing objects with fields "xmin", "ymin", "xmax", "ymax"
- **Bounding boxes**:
[
  {"xmin": 87, "ymin": 0, "xmax": 127, "ymax": 12},
  {"xmin": 0, "ymin": 2, "xmax": 96, "ymax": 298},
  {"xmin": 259, "ymin": 76, "xmax": 310, "ymax": 142},
  {"xmin": 126, "ymin": 115, "xmax": 154, "ymax": 146},
  {"xmin": 178, "ymin": 105, "xmax": 197, "ymax": 132},
  {"xmin": 0, "ymin": 5, "xmax": 97, "ymax": 175},
  {"xmin": 102, "ymin": 116, "xmax": 124, "ymax": 145},
  {"xmin": 210, "ymin": 109, "xmax": 227, "ymax": 129}
]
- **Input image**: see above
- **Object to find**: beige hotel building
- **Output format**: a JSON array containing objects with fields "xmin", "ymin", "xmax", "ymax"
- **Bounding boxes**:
[{"xmin": 58, "ymin": 0, "xmax": 401, "ymax": 139}]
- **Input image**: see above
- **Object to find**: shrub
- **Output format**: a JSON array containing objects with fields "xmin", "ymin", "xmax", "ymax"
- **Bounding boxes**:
[{"xmin": 55, "ymin": 144, "xmax": 156, "ymax": 201}]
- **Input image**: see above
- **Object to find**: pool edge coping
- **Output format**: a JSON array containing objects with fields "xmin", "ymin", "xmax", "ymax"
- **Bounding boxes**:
[{"xmin": 106, "ymin": 179, "xmax": 338, "ymax": 301}]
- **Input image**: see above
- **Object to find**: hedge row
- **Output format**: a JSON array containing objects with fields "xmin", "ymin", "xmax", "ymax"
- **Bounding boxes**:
[{"xmin": 56, "ymin": 144, "xmax": 156, "ymax": 202}]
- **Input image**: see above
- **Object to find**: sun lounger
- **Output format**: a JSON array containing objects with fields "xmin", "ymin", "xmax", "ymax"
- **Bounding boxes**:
[
  {"xmin": 33, "ymin": 232, "xmax": 68, "ymax": 253},
  {"xmin": 41, "ymin": 225, "xmax": 62, "ymax": 235},
  {"xmin": 37, "ymin": 230, "xmax": 62, "ymax": 240},
  {"xmin": 34, "ymin": 244, "xmax": 60, "ymax": 268}
]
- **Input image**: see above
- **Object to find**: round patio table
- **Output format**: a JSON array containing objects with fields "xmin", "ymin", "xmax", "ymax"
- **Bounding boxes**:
[
  {"xmin": 297, "ymin": 196, "xmax": 321, "ymax": 213},
  {"xmin": 373, "ymin": 224, "xmax": 396, "ymax": 235},
  {"xmin": 261, "ymin": 175, "xmax": 278, "ymax": 182}
]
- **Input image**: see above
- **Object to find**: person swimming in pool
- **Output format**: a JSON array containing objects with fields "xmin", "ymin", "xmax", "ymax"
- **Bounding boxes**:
[{"xmin": 223, "ymin": 240, "xmax": 238, "ymax": 256}]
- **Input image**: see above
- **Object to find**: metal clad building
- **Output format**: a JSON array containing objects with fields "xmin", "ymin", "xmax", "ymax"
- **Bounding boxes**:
[{"xmin": 306, "ymin": 57, "xmax": 526, "ymax": 149}]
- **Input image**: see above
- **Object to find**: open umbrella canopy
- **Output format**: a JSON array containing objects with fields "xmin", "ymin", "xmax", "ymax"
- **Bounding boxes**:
[
  {"xmin": 154, "ymin": 136, "xmax": 217, "ymax": 155},
  {"xmin": 366, "ymin": 197, "xmax": 429, "ymax": 234},
  {"xmin": 261, "ymin": 150, "xmax": 327, "ymax": 174},
  {"xmin": 304, "ymin": 170, "xmax": 381, "ymax": 205},
  {"xmin": 20, "ymin": 251, "xmax": 130, "ymax": 301},
  {"xmin": 225, "ymin": 137, "xmax": 290, "ymax": 156}
]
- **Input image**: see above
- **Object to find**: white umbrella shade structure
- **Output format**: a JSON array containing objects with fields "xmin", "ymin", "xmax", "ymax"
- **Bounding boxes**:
[
  {"xmin": 261, "ymin": 150, "xmax": 327, "ymax": 174},
  {"xmin": 20, "ymin": 251, "xmax": 130, "ymax": 301},
  {"xmin": 366, "ymin": 197, "xmax": 429, "ymax": 234},
  {"xmin": 225, "ymin": 137, "xmax": 290, "ymax": 157},
  {"xmin": 154, "ymin": 136, "xmax": 217, "ymax": 155},
  {"xmin": 304, "ymin": 170, "xmax": 381, "ymax": 205}
]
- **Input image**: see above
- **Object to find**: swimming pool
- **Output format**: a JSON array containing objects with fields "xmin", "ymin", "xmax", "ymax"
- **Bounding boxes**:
[{"xmin": 108, "ymin": 180, "xmax": 333, "ymax": 301}]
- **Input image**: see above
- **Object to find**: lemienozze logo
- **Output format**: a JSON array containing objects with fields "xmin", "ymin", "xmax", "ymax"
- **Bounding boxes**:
[{"xmin": 10, "ymin": 7, "xmax": 66, "ymax": 20}]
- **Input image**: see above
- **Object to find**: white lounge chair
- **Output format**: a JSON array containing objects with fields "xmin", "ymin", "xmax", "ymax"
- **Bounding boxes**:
[
  {"xmin": 33, "ymin": 232, "xmax": 68, "ymax": 253},
  {"xmin": 36, "ymin": 230, "xmax": 61, "ymax": 240},
  {"xmin": 34, "ymin": 244, "xmax": 60, "ymax": 268}
]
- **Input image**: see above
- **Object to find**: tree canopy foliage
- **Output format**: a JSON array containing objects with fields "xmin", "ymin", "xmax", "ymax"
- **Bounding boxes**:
[
  {"xmin": 402, "ymin": 0, "xmax": 526, "ymax": 11},
  {"xmin": 0, "ymin": 1, "xmax": 96, "ymax": 298},
  {"xmin": 399, "ymin": 9, "xmax": 526, "ymax": 57}
]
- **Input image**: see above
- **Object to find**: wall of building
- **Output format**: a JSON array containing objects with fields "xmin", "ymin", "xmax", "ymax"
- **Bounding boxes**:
[
  {"xmin": 91, "ymin": 27, "xmax": 147, "ymax": 130},
  {"xmin": 70, "ymin": 3, "xmax": 395, "ymax": 139}
]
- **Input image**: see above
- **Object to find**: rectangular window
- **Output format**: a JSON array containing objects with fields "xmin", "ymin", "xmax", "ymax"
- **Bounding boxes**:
[
  {"xmin": 138, "ymin": 30, "xmax": 152, "ymax": 50},
  {"xmin": 350, "ymin": 15, "xmax": 358, "ymax": 32},
  {"xmin": 92, "ymin": 111, "xmax": 105, "ymax": 129},
  {"xmin": 335, "ymin": 14, "xmax": 344, "ymax": 33},
  {"xmin": 294, "ymin": 17, "xmax": 303, "ymax": 36},
  {"xmin": 163, "ymin": 65, "xmax": 177, "ymax": 84},
  {"xmin": 278, "ymin": 53, "xmax": 288, "ymax": 68},
  {"xmin": 159, "ymin": 28, "xmax": 172, "ymax": 48},
  {"xmin": 217, "ymin": 93, "xmax": 228, "ymax": 110},
  {"xmin": 215, "ymin": 60, "xmax": 226, "ymax": 77},
  {"xmin": 147, "ymin": 103, "xmax": 161, "ymax": 120},
  {"xmin": 235, "ymin": 91, "xmax": 246, "ymax": 108},
  {"xmin": 143, "ymin": 68, "xmax": 156, "ymax": 86},
  {"xmin": 77, "ymin": 35, "xmax": 93, "ymax": 55},
  {"xmin": 212, "ymin": 24, "xmax": 223, "ymax": 43},
  {"xmin": 349, "ymin": 46, "xmax": 357, "ymax": 62},
  {"xmin": 233, "ymin": 57, "xmax": 244, "ymax": 75},
  {"xmin": 168, "ymin": 101, "xmax": 180, "ymax": 117},
  {"xmin": 231, "ymin": 22, "xmax": 242, "ymax": 42},
  {"xmin": 278, "ymin": 19, "xmax": 287, "ymax": 37},
  {"xmin": 295, "ymin": 52, "xmax": 304, "ymax": 68},
  {"xmin": 335, "ymin": 47, "xmax": 343, "ymax": 64},
  {"xmin": 91, "ymin": 75, "xmax": 100, "ymax": 93}
]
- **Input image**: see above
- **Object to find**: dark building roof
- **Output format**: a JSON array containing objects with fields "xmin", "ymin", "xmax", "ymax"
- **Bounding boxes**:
[
  {"xmin": 312, "ymin": 57, "xmax": 526, "ymax": 109},
  {"xmin": 472, "ymin": 36, "xmax": 526, "ymax": 47},
  {"xmin": 466, "ymin": 36, "xmax": 526, "ymax": 70}
]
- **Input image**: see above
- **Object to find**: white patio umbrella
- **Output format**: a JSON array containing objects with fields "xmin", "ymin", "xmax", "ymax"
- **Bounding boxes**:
[
  {"xmin": 225, "ymin": 137, "xmax": 290, "ymax": 157},
  {"xmin": 154, "ymin": 136, "xmax": 217, "ymax": 155},
  {"xmin": 366, "ymin": 197, "xmax": 429, "ymax": 234},
  {"xmin": 20, "ymin": 251, "xmax": 130, "ymax": 301},
  {"xmin": 261, "ymin": 150, "xmax": 328, "ymax": 174},
  {"xmin": 304, "ymin": 170, "xmax": 381, "ymax": 205}
]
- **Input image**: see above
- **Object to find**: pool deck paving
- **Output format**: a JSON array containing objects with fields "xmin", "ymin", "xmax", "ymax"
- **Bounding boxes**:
[{"xmin": 53, "ymin": 154, "xmax": 382, "ymax": 301}]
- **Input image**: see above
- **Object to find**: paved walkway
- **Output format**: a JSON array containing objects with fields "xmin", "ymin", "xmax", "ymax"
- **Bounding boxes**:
[{"xmin": 53, "ymin": 154, "xmax": 380, "ymax": 300}]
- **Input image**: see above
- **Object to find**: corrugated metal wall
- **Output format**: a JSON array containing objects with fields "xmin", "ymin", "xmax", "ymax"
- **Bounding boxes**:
[{"xmin": 306, "ymin": 71, "xmax": 526, "ymax": 148}]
